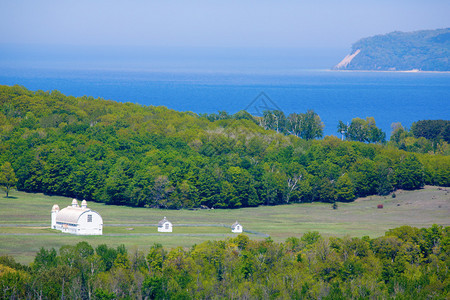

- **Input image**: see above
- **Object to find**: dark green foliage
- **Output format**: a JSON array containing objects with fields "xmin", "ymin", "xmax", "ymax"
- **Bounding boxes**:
[
  {"xmin": 335, "ymin": 28, "xmax": 450, "ymax": 71},
  {"xmin": 1, "ymin": 226, "xmax": 447, "ymax": 299},
  {"xmin": 411, "ymin": 120, "xmax": 450, "ymax": 143},
  {"xmin": 389, "ymin": 121, "xmax": 449, "ymax": 155},
  {"xmin": 95, "ymin": 244, "xmax": 119, "ymax": 271},
  {"xmin": 395, "ymin": 155, "xmax": 424, "ymax": 190},
  {"xmin": 335, "ymin": 173, "xmax": 355, "ymax": 201},
  {"xmin": 33, "ymin": 248, "xmax": 57, "ymax": 271},
  {"xmin": 94, "ymin": 288, "xmax": 116, "ymax": 300},
  {"xmin": 142, "ymin": 275, "xmax": 167, "ymax": 299},
  {"xmin": 0, "ymin": 85, "xmax": 447, "ymax": 211},
  {"xmin": 0, "ymin": 256, "xmax": 29, "ymax": 272},
  {"xmin": 312, "ymin": 177, "xmax": 336, "ymax": 202},
  {"xmin": 301, "ymin": 231, "xmax": 322, "ymax": 245}
]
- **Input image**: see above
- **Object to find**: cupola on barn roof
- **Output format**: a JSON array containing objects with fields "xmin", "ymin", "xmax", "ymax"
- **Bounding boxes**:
[
  {"xmin": 158, "ymin": 216, "xmax": 171, "ymax": 226},
  {"xmin": 51, "ymin": 199, "xmax": 103, "ymax": 235}
]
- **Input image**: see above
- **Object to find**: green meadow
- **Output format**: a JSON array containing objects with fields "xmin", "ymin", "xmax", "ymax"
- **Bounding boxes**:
[{"xmin": 1, "ymin": 186, "xmax": 448, "ymax": 264}]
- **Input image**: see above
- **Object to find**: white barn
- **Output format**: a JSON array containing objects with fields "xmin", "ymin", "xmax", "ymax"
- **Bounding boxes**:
[
  {"xmin": 231, "ymin": 221, "xmax": 243, "ymax": 233},
  {"xmin": 158, "ymin": 217, "xmax": 172, "ymax": 232},
  {"xmin": 51, "ymin": 199, "xmax": 103, "ymax": 235}
]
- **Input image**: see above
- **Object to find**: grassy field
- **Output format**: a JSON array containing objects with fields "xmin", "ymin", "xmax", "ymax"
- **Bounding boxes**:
[{"xmin": 1, "ymin": 186, "xmax": 449, "ymax": 264}]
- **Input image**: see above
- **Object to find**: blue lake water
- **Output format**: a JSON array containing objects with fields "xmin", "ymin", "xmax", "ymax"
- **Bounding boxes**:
[{"xmin": 0, "ymin": 67, "xmax": 449, "ymax": 137}]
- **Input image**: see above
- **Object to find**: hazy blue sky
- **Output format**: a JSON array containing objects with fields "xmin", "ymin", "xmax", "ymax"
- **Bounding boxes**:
[
  {"xmin": 1, "ymin": 0, "xmax": 449, "ymax": 48},
  {"xmin": 0, "ymin": 0, "xmax": 449, "ymax": 71}
]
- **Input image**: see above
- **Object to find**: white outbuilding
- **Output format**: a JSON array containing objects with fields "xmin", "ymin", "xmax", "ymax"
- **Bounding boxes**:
[
  {"xmin": 158, "ymin": 217, "xmax": 172, "ymax": 232},
  {"xmin": 51, "ymin": 199, "xmax": 103, "ymax": 235},
  {"xmin": 231, "ymin": 221, "xmax": 243, "ymax": 233}
]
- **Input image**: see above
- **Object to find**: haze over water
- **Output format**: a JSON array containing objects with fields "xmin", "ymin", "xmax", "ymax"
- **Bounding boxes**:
[
  {"xmin": 1, "ymin": 1, "xmax": 449, "ymax": 137},
  {"xmin": 1, "ymin": 50, "xmax": 448, "ymax": 138}
]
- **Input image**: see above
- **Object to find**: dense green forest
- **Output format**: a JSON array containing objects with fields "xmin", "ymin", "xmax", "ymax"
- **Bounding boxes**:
[
  {"xmin": 0, "ymin": 85, "xmax": 449, "ymax": 208},
  {"xmin": 390, "ymin": 120, "xmax": 450, "ymax": 154},
  {"xmin": 0, "ymin": 225, "xmax": 448, "ymax": 299},
  {"xmin": 334, "ymin": 28, "xmax": 450, "ymax": 71}
]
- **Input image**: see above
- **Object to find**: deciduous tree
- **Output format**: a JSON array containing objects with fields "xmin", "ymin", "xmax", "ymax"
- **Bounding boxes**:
[
  {"xmin": 0, "ymin": 162, "xmax": 18, "ymax": 198},
  {"xmin": 335, "ymin": 173, "xmax": 355, "ymax": 202},
  {"xmin": 346, "ymin": 117, "xmax": 385, "ymax": 143}
]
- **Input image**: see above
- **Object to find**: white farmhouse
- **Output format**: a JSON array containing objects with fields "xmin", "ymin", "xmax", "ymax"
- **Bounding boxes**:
[
  {"xmin": 51, "ymin": 199, "xmax": 103, "ymax": 235},
  {"xmin": 231, "ymin": 221, "xmax": 243, "ymax": 233},
  {"xmin": 158, "ymin": 217, "xmax": 172, "ymax": 232}
]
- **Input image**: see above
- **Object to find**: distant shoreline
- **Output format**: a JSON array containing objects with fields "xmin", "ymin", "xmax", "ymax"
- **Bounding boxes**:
[{"xmin": 329, "ymin": 69, "xmax": 450, "ymax": 74}]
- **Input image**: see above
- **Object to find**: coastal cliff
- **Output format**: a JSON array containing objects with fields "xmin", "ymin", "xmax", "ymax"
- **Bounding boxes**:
[{"xmin": 334, "ymin": 28, "xmax": 450, "ymax": 71}]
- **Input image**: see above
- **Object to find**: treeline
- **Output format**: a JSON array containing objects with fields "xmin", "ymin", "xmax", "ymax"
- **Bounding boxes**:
[
  {"xmin": 390, "ymin": 120, "xmax": 450, "ymax": 154},
  {"xmin": 0, "ymin": 225, "xmax": 448, "ymax": 299},
  {"xmin": 203, "ymin": 110, "xmax": 386, "ymax": 143},
  {"xmin": 197, "ymin": 111, "xmax": 450, "ymax": 151},
  {"xmin": 0, "ymin": 85, "xmax": 449, "ymax": 209},
  {"xmin": 202, "ymin": 109, "xmax": 325, "ymax": 140}
]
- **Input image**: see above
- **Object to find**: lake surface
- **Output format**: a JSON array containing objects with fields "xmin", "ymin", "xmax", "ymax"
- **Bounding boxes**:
[{"xmin": 0, "ymin": 67, "xmax": 449, "ymax": 137}]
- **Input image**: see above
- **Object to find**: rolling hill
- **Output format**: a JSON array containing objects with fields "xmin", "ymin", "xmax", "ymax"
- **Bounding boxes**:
[{"xmin": 334, "ymin": 28, "xmax": 450, "ymax": 71}]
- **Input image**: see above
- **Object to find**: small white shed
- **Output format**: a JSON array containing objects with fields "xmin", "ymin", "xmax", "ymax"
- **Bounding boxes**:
[
  {"xmin": 231, "ymin": 221, "xmax": 243, "ymax": 233},
  {"xmin": 158, "ymin": 216, "xmax": 173, "ymax": 232}
]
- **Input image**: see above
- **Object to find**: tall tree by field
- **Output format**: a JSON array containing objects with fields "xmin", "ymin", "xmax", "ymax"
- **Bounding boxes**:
[
  {"xmin": 0, "ymin": 162, "xmax": 17, "ymax": 198},
  {"xmin": 395, "ymin": 155, "xmax": 424, "ymax": 190},
  {"xmin": 335, "ymin": 173, "xmax": 356, "ymax": 202}
]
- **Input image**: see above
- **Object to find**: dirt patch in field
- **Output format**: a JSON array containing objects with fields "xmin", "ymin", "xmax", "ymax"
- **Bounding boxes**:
[
  {"xmin": 356, "ymin": 186, "xmax": 449, "ymax": 208},
  {"xmin": 353, "ymin": 186, "xmax": 450, "ymax": 225}
]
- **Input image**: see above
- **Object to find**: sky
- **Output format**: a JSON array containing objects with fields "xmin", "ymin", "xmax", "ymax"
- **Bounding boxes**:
[{"xmin": 0, "ymin": 0, "xmax": 449, "ymax": 70}]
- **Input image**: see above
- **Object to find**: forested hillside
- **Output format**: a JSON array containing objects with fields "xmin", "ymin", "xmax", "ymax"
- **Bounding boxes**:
[
  {"xmin": 0, "ymin": 85, "xmax": 448, "ymax": 208},
  {"xmin": 334, "ymin": 28, "xmax": 450, "ymax": 71},
  {"xmin": 390, "ymin": 120, "xmax": 450, "ymax": 154},
  {"xmin": 0, "ymin": 225, "xmax": 448, "ymax": 299}
]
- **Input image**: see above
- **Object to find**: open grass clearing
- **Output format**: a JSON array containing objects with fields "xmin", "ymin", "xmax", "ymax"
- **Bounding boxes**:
[
  {"xmin": 0, "ymin": 225, "xmax": 234, "ymax": 235},
  {"xmin": 0, "ymin": 186, "xmax": 448, "ymax": 264}
]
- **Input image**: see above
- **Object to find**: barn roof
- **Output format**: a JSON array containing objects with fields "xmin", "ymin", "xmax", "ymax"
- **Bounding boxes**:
[
  {"xmin": 56, "ymin": 206, "xmax": 102, "ymax": 225},
  {"xmin": 158, "ymin": 216, "xmax": 171, "ymax": 226},
  {"xmin": 231, "ymin": 221, "xmax": 241, "ymax": 229}
]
